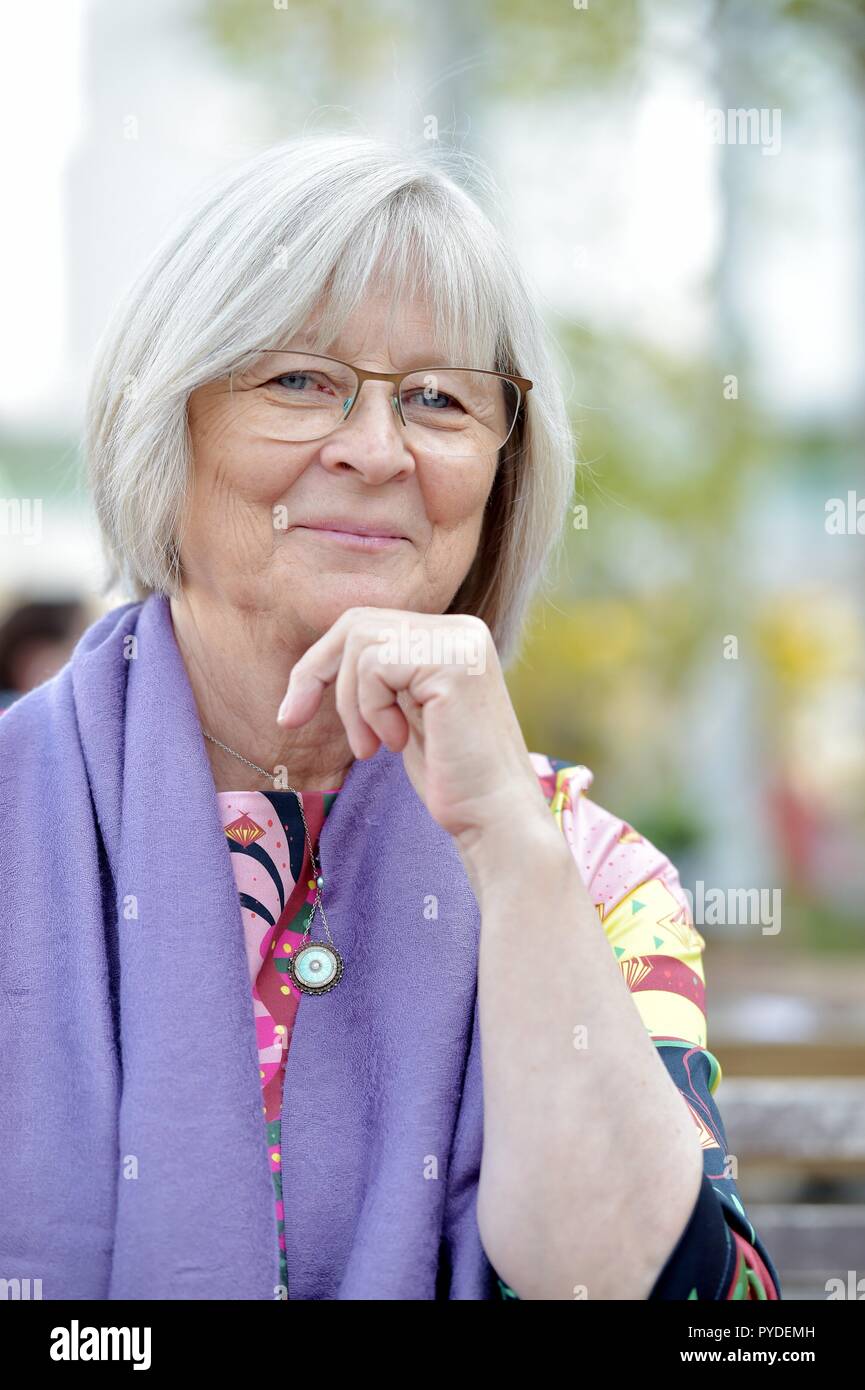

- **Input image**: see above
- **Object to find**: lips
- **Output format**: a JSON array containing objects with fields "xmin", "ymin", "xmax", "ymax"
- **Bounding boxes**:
[
  {"xmin": 295, "ymin": 518, "xmax": 408, "ymax": 540},
  {"xmin": 290, "ymin": 521, "xmax": 408, "ymax": 553}
]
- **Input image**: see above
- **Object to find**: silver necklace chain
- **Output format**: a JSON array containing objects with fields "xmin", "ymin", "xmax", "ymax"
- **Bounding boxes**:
[{"xmin": 202, "ymin": 728, "xmax": 335, "ymax": 948}]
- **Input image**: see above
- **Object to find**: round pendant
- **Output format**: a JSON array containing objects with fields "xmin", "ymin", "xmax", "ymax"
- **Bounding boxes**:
[{"xmin": 288, "ymin": 942, "xmax": 344, "ymax": 995}]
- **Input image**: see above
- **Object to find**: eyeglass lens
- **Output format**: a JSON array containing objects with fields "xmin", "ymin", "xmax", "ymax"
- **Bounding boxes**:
[{"xmin": 229, "ymin": 352, "xmax": 521, "ymax": 457}]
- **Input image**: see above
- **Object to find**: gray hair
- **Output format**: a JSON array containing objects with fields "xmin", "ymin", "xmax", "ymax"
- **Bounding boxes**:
[{"xmin": 84, "ymin": 133, "xmax": 576, "ymax": 666}]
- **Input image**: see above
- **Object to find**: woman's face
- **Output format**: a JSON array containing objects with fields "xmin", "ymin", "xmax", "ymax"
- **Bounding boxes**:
[{"xmin": 182, "ymin": 283, "xmax": 498, "ymax": 636}]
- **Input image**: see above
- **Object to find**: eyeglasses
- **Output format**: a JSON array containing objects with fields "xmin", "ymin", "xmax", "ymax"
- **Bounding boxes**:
[{"xmin": 227, "ymin": 351, "xmax": 532, "ymax": 460}]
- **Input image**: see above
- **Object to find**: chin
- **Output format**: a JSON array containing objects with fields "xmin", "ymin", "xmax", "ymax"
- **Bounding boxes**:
[{"xmin": 293, "ymin": 578, "xmax": 414, "ymax": 626}]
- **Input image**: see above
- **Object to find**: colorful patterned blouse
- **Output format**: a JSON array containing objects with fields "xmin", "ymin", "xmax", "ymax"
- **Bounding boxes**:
[{"xmin": 218, "ymin": 755, "xmax": 781, "ymax": 1301}]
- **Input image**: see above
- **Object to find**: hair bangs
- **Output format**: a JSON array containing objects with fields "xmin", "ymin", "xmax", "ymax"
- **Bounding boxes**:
[{"xmin": 285, "ymin": 189, "xmax": 504, "ymax": 375}]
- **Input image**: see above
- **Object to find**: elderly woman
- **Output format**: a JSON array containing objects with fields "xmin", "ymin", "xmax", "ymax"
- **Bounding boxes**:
[{"xmin": 0, "ymin": 134, "xmax": 779, "ymax": 1302}]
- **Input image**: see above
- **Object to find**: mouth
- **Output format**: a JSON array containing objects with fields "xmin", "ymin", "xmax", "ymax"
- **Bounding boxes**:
[{"xmin": 291, "ymin": 520, "xmax": 408, "ymax": 551}]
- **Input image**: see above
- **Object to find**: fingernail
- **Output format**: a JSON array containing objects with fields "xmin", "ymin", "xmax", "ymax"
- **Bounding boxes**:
[{"xmin": 276, "ymin": 692, "xmax": 293, "ymax": 724}]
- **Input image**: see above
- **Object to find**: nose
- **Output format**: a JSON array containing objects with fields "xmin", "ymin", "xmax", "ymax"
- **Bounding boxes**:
[{"xmin": 317, "ymin": 379, "xmax": 414, "ymax": 483}]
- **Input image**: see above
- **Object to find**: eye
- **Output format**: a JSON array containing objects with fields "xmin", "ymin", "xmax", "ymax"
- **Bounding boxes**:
[
  {"xmin": 404, "ymin": 386, "xmax": 463, "ymax": 412},
  {"xmin": 269, "ymin": 371, "xmax": 337, "ymax": 396}
]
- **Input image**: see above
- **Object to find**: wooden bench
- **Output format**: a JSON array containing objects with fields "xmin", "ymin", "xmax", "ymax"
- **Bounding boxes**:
[{"xmin": 717, "ymin": 1078, "xmax": 865, "ymax": 1299}]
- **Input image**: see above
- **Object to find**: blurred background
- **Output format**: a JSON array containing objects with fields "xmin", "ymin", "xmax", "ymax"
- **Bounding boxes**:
[{"xmin": 1, "ymin": 0, "xmax": 863, "ymax": 1297}]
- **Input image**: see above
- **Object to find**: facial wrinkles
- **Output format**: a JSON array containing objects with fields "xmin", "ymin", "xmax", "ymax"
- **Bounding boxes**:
[{"xmin": 185, "ymin": 284, "xmax": 501, "ymax": 623}]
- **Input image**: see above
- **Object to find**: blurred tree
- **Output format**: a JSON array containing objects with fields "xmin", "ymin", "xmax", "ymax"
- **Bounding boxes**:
[{"xmin": 196, "ymin": 0, "xmax": 644, "ymax": 110}]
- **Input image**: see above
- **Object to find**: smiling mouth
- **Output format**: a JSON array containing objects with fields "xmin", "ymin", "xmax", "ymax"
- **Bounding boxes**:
[{"xmin": 292, "ymin": 525, "xmax": 407, "ymax": 551}]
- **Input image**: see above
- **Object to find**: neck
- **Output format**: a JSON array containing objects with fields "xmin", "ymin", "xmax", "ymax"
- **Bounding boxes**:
[{"xmin": 169, "ymin": 587, "xmax": 356, "ymax": 794}]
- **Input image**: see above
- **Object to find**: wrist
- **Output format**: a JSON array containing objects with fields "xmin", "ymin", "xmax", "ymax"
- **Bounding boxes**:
[{"xmin": 455, "ymin": 792, "xmax": 573, "ymax": 903}]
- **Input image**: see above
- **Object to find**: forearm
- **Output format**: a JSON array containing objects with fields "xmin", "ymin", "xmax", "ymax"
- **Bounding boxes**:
[{"xmin": 459, "ymin": 806, "xmax": 705, "ymax": 1301}]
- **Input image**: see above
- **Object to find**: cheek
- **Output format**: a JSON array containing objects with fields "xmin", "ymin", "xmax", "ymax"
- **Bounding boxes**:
[
  {"xmin": 190, "ymin": 410, "xmax": 311, "ymax": 512},
  {"xmin": 417, "ymin": 455, "xmax": 496, "ymax": 532}
]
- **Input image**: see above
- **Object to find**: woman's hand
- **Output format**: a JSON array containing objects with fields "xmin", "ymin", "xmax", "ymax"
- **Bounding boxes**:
[{"xmin": 275, "ymin": 607, "xmax": 553, "ymax": 852}]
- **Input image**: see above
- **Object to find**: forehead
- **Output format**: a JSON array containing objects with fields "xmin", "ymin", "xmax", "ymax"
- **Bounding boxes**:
[
  {"xmin": 296, "ymin": 292, "xmax": 442, "ymax": 368},
  {"xmin": 288, "ymin": 261, "xmax": 494, "ymax": 371}
]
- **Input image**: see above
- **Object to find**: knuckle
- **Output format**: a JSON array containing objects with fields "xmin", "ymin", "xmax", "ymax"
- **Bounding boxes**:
[{"xmin": 358, "ymin": 641, "xmax": 385, "ymax": 674}]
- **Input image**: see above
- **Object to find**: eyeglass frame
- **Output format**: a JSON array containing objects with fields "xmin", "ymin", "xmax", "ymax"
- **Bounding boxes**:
[{"xmin": 230, "ymin": 349, "xmax": 534, "ymax": 450}]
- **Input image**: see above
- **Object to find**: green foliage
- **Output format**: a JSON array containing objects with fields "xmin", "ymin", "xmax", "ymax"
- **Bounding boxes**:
[{"xmin": 195, "ymin": 0, "xmax": 643, "ymax": 103}]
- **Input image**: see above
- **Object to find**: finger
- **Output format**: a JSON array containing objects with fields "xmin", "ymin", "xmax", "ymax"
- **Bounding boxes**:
[
  {"xmin": 276, "ymin": 667, "xmax": 329, "ymax": 727},
  {"xmin": 356, "ymin": 646, "xmax": 414, "ymax": 753},
  {"xmin": 275, "ymin": 607, "xmax": 384, "ymax": 726},
  {"xmin": 397, "ymin": 688, "xmax": 425, "ymax": 736},
  {"xmin": 334, "ymin": 629, "xmax": 383, "ymax": 758}
]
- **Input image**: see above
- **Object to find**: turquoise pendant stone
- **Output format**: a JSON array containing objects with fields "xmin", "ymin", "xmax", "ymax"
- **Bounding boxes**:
[{"xmin": 289, "ymin": 942, "xmax": 344, "ymax": 995}]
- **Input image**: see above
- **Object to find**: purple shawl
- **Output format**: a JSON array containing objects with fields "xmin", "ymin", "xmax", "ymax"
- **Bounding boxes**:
[{"xmin": 0, "ymin": 593, "xmax": 497, "ymax": 1299}]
